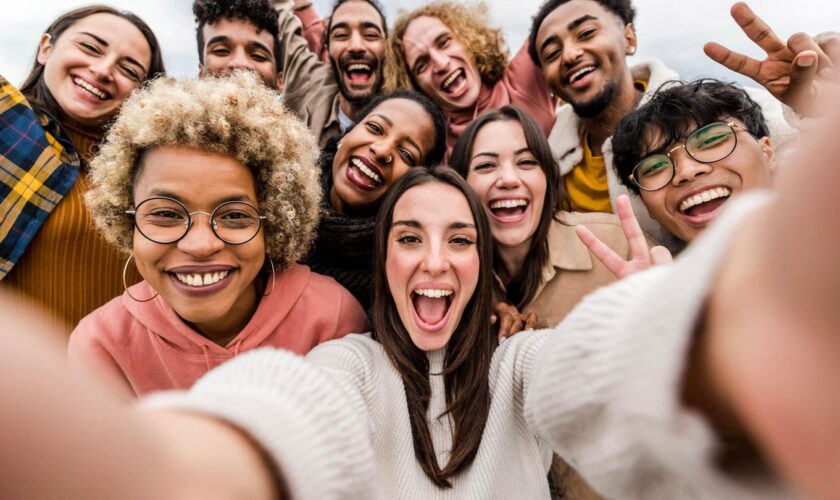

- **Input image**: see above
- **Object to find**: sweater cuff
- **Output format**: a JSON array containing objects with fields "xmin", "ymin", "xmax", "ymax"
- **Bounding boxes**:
[{"xmin": 143, "ymin": 348, "xmax": 374, "ymax": 500}]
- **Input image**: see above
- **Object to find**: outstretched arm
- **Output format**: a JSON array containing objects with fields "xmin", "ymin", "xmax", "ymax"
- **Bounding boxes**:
[{"xmin": 704, "ymin": 2, "xmax": 840, "ymax": 116}]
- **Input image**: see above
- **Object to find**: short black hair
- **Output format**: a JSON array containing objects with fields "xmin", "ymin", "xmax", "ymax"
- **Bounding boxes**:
[
  {"xmin": 354, "ymin": 90, "xmax": 447, "ymax": 167},
  {"xmin": 193, "ymin": 0, "xmax": 282, "ymax": 70},
  {"xmin": 528, "ymin": 0, "xmax": 636, "ymax": 66},
  {"xmin": 322, "ymin": 0, "xmax": 388, "ymax": 50},
  {"xmin": 612, "ymin": 79, "xmax": 771, "ymax": 194}
]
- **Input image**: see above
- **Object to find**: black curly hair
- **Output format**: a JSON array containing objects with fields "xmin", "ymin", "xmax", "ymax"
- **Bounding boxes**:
[
  {"xmin": 193, "ymin": 0, "xmax": 282, "ymax": 70},
  {"xmin": 528, "ymin": 0, "xmax": 636, "ymax": 66}
]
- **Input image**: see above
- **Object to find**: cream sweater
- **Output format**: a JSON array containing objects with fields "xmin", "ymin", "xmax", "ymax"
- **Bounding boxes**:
[{"xmin": 146, "ymin": 194, "xmax": 790, "ymax": 500}]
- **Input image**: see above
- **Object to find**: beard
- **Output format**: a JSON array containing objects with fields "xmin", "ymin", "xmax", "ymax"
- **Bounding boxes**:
[
  {"xmin": 569, "ymin": 81, "xmax": 617, "ymax": 119},
  {"xmin": 330, "ymin": 54, "xmax": 383, "ymax": 106}
]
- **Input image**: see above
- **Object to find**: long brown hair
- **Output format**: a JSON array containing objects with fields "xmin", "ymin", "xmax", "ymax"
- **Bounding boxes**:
[
  {"xmin": 450, "ymin": 106, "xmax": 568, "ymax": 309},
  {"xmin": 19, "ymin": 5, "xmax": 166, "ymax": 125},
  {"xmin": 372, "ymin": 166, "xmax": 496, "ymax": 487}
]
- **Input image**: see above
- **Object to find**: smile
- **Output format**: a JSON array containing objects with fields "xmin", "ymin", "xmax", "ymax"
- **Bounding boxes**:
[
  {"xmin": 441, "ymin": 68, "xmax": 466, "ymax": 94},
  {"xmin": 679, "ymin": 186, "xmax": 732, "ymax": 214},
  {"xmin": 345, "ymin": 156, "xmax": 384, "ymax": 191},
  {"xmin": 174, "ymin": 270, "xmax": 230, "ymax": 287},
  {"xmin": 567, "ymin": 66, "xmax": 596, "ymax": 84},
  {"xmin": 344, "ymin": 62, "xmax": 374, "ymax": 84},
  {"xmin": 73, "ymin": 77, "xmax": 108, "ymax": 100},
  {"xmin": 488, "ymin": 198, "xmax": 529, "ymax": 222},
  {"xmin": 411, "ymin": 287, "xmax": 454, "ymax": 331}
]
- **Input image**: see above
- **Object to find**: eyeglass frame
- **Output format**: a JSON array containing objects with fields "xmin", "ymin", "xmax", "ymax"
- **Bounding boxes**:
[
  {"xmin": 125, "ymin": 196, "xmax": 268, "ymax": 245},
  {"xmin": 627, "ymin": 121, "xmax": 747, "ymax": 192}
]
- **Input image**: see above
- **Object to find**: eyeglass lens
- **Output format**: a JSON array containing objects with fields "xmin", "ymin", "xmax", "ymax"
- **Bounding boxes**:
[{"xmin": 133, "ymin": 198, "xmax": 261, "ymax": 244}]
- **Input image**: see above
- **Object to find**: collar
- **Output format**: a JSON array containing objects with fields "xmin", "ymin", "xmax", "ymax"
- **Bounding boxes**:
[{"xmin": 337, "ymin": 105, "xmax": 354, "ymax": 133}]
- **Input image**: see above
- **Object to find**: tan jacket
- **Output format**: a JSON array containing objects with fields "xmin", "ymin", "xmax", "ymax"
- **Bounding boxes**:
[{"xmin": 495, "ymin": 211, "xmax": 632, "ymax": 330}]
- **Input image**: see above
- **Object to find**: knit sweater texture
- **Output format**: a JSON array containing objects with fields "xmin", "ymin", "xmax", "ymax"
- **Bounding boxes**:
[{"xmin": 145, "ymin": 193, "xmax": 789, "ymax": 499}]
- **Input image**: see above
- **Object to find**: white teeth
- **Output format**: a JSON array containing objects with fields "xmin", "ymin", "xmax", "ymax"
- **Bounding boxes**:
[
  {"xmin": 442, "ymin": 69, "xmax": 464, "ymax": 91},
  {"xmin": 175, "ymin": 270, "xmax": 230, "ymax": 287},
  {"xmin": 489, "ymin": 199, "xmax": 528, "ymax": 209},
  {"xmin": 347, "ymin": 63, "xmax": 371, "ymax": 72},
  {"xmin": 414, "ymin": 289, "xmax": 453, "ymax": 299},
  {"xmin": 679, "ymin": 187, "xmax": 732, "ymax": 213},
  {"xmin": 351, "ymin": 158, "xmax": 382, "ymax": 183},
  {"xmin": 73, "ymin": 77, "xmax": 107, "ymax": 99},
  {"xmin": 569, "ymin": 66, "xmax": 595, "ymax": 83}
]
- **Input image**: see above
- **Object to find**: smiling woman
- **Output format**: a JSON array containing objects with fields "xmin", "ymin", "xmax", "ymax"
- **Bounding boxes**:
[
  {"xmin": 0, "ymin": 5, "xmax": 165, "ymax": 331},
  {"xmin": 68, "ymin": 73, "xmax": 368, "ymax": 398}
]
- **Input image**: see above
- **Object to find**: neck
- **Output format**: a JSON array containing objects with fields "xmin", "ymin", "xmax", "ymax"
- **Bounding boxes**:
[
  {"xmin": 329, "ymin": 184, "xmax": 375, "ymax": 217},
  {"xmin": 338, "ymin": 95, "xmax": 362, "ymax": 122},
  {"xmin": 496, "ymin": 240, "xmax": 531, "ymax": 284},
  {"xmin": 580, "ymin": 70, "xmax": 640, "ymax": 156},
  {"xmin": 189, "ymin": 279, "xmax": 263, "ymax": 346},
  {"xmin": 59, "ymin": 113, "xmax": 106, "ymax": 164}
]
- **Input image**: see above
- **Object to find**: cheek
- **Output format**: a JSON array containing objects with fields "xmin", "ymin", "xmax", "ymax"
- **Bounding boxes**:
[
  {"xmin": 131, "ymin": 234, "xmax": 164, "ymax": 281},
  {"xmin": 466, "ymin": 175, "xmax": 491, "ymax": 199}
]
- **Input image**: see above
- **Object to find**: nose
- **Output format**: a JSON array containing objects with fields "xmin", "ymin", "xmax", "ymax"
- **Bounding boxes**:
[
  {"xmin": 670, "ymin": 148, "xmax": 713, "ymax": 186},
  {"xmin": 495, "ymin": 162, "xmax": 522, "ymax": 189},
  {"xmin": 370, "ymin": 140, "xmax": 396, "ymax": 168},
  {"xmin": 226, "ymin": 47, "xmax": 253, "ymax": 70},
  {"xmin": 176, "ymin": 212, "xmax": 225, "ymax": 257},
  {"xmin": 430, "ymin": 49, "xmax": 449, "ymax": 73},
  {"xmin": 420, "ymin": 240, "xmax": 451, "ymax": 275},
  {"xmin": 561, "ymin": 40, "xmax": 583, "ymax": 66},
  {"xmin": 348, "ymin": 30, "xmax": 365, "ymax": 51},
  {"xmin": 89, "ymin": 58, "xmax": 115, "ymax": 82}
]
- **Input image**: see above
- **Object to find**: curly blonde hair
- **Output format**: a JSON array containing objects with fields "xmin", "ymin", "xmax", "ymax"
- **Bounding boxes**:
[
  {"xmin": 383, "ymin": 1, "xmax": 509, "ymax": 95},
  {"xmin": 85, "ymin": 72, "xmax": 321, "ymax": 269}
]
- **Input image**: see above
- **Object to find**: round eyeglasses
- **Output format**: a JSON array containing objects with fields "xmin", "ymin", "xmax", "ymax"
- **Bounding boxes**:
[
  {"xmin": 628, "ymin": 121, "xmax": 745, "ymax": 192},
  {"xmin": 126, "ymin": 197, "xmax": 267, "ymax": 245}
]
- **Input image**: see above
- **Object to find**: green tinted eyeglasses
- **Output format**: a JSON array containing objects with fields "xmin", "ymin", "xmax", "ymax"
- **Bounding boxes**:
[
  {"xmin": 126, "ymin": 196, "xmax": 267, "ymax": 245},
  {"xmin": 628, "ymin": 121, "xmax": 746, "ymax": 192}
]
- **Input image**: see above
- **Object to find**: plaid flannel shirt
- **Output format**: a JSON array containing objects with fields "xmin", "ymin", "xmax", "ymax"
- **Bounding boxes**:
[{"xmin": 0, "ymin": 74, "xmax": 79, "ymax": 279}]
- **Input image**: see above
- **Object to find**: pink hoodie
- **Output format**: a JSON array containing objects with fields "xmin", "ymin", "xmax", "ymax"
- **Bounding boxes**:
[{"xmin": 68, "ymin": 264, "xmax": 368, "ymax": 398}]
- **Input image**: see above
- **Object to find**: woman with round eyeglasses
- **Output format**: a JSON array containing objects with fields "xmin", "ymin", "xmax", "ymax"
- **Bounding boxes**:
[
  {"xmin": 1, "ymin": 5, "xmax": 165, "ymax": 331},
  {"xmin": 68, "ymin": 73, "xmax": 368, "ymax": 399}
]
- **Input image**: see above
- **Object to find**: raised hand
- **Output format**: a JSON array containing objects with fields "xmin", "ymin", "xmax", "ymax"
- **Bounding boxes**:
[
  {"xmin": 704, "ymin": 2, "xmax": 839, "ymax": 116},
  {"xmin": 492, "ymin": 302, "xmax": 538, "ymax": 340},
  {"xmin": 575, "ymin": 195, "xmax": 672, "ymax": 280}
]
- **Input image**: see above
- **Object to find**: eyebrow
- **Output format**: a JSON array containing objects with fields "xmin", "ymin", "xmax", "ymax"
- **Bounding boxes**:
[
  {"xmin": 79, "ymin": 31, "xmax": 147, "ymax": 72},
  {"xmin": 143, "ymin": 190, "xmax": 254, "ymax": 205},
  {"xmin": 568, "ymin": 14, "xmax": 597, "ymax": 31},
  {"xmin": 471, "ymin": 147, "xmax": 531, "ymax": 162},
  {"xmin": 392, "ymin": 220, "xmax": 476, "ymax": 230},
  {"xmin": 330, "ymin": 21, "xmax": 383, "ymax": 33}
]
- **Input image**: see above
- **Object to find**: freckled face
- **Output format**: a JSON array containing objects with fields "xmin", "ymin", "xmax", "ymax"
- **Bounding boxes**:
[
  {"xmin": 37, "ymin": 13, "xmax": 152, "ymax": 125},
  {"xmin": 386, "ymin": 182, "xmax": 480, "ymax": 351}
]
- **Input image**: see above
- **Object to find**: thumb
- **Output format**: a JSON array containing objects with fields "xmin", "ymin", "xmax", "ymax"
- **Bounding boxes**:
[
  {"xmin": 650, "ymin": 245, "xmax": 674, "ymax": 266},
  {"xmin": 788, "ymin": 51, "xmax": 820, "ymax": 115}
]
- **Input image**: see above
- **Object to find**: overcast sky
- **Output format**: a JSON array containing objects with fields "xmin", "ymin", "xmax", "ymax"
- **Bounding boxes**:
[{"xmin": 1, "ymin": 0, "xmax": 837, "ymax": 87}]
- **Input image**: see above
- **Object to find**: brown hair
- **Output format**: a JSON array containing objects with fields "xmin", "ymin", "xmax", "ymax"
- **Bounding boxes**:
[
  {"xmin": 20, "ymin": 5, "xmax": 166, "ymax": 125},
  {"xmin": 372, "ymin": 166, "xmax": 495, "ymax": 487},
  {"xmin": 450, "ymin": 106, "xmax": 568, "ymax": 309},
  {"xmin": 384, "ymin": 1, "xmax": 508, "ymax": 95}
]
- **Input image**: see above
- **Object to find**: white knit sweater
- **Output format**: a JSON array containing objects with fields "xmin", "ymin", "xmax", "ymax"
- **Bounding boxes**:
[{"xmin": 146, "ymin": 194, "xmax": 791, "ymax": 500}]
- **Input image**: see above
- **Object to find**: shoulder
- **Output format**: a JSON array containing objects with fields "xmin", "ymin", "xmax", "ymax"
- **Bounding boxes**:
[
  {"xmin": 554, "ymin": 211, "xmax": 627, "ymax": 250},
  {"xmin": 68, "ymin": 294, "xmax": 137, "ymax": 354}
]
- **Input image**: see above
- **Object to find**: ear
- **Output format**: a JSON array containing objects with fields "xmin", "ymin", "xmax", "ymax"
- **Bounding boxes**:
[
  {"xmin": 758, "ymin": 136, "xmax": 779, "ymax": 174},
  {"xmin": 624, "ymin": 23, "xmax": 637, "ymax": 56},
  {"xmin": 198, "ymin": 63, "xmax": 206, "ymax": 76},
  {"xmin": 36, "ymin": 33, "xmax": 53, "ymax": 65},
  {"xmin": 275, "ymin": 71, "xmax": 285, "ymax": 92}
]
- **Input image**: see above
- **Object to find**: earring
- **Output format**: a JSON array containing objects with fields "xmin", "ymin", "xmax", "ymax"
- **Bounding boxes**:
[
  {"xmin": 263, "ymin": 255, "xmax": 276, "ymax": 296},
  {"xmin": 627, "ymin": 47, "xmax": 636, "ymax": 56},
  {"xmin": 336, "ymin": 141, "xmax": 342, "ymax": 150},
  {"xmin": 123, "ymin": 252, "xmax": 158, "ymax": 302}
]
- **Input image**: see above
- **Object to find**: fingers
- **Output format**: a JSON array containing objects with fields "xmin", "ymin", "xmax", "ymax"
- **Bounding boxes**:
[
  {"xmin": 786, "ymin": 51, "xmax": 820, "ymax": 115},
  {"xmin": 494, "ymin": 302, "xmax": 524, "ymax": 339},
  {"xmin": 649, "ymin": 246, "xmax": 674, "ymax": 266},
  {"xmin": 523, "ymin": 312, "xmax": 538, "ymax": 331},
  {"xmin": 576, "ymin": 224, "xmax": 626, "ymax": 278},
  {"xmin": 788, "ymin": 32, "xmax": 835, "ymax": 73},
  {"xmin": 815, "ymin": 32, "xmax": 840, "ymax": 69},
  {"xmin": 615, "ymin": 195, "xmax": 649, "ymax": 260},
  {"xmin": 729, "ymin": 2, "xmax": 787, "ymax": 55},
  {"xmin": 704, "ymin": 42, "xmax": 764, "ymax": 82}
]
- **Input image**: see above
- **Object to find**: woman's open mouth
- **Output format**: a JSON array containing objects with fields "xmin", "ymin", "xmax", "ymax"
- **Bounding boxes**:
[
  {"xmin": 72, "ymin": 76, "xmax": 109, "ymax": 100},
  {"xmin": 411, "ymin": 287, "xmax": 454, "ymax": 332},
  {"xmin": 346, "ymin": 156, "xmax": 384, "ymax": 191},
  {"xmin": 488, "ymin": 198, "xmax": 529, "ymax": 223},
  {"xmin": 167, "ymin": 267, "xmax": 235, "ymax": 296}
]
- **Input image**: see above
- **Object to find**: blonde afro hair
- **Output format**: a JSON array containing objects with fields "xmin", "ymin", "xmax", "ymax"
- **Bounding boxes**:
[
  {"xmin": 384, "ymin": 1, "xmax": 509, "ymax": 95},
  {"xmin": 85, "ymin": 72, "xmax": 321, "ymax": 269}
]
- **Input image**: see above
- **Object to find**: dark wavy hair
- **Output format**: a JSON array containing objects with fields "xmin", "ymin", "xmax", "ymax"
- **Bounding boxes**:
[
  {"xmin": 372, "ymin": 166, "xmax": 495, "ymax": 488},
  {"xmin": 451, "ymin": 106, "xmax": 566, "ymax": 309},
  {"xmin": 193, "ymin": 0, "xmax": 282, "ymax": 70},
  {"xmin": 612, "ymin": 79, "xmax": 770, "ymax": 194},
  {"xmin": 354, "ymin": 90, "xmax": 448, "ymax": 167},
  {"xmin": 322, "ymin": 0, "xmax": 388, "ymax": 50},
  {"xmin": 20, "ymin": 5, "xmax": 165, "ymax": 124},
  {"xmin": 528, "ymin": 0, "xmax": 636, "ymax": 66}
]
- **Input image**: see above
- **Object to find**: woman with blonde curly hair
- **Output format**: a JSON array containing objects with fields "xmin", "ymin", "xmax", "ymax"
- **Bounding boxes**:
[
  {"xmin": 68, "ymin": 72, "xmax": 368, "ymax": 398},
  {"xmin": 384, "ymin": 1, "xmax": 557, "ymax": 158}
]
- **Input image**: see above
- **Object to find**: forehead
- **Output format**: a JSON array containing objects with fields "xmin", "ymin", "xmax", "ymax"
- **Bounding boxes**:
[
  {"xmin": 331, "ymin": 1, "xmax": 383, "ymax": 30},
  {"xmin": 402, "ymin": 16, "xmax": 451, "ymax": 61},
  {"xmin": 473, "ymin": 120, "xmax": 527, "ymax": 151},
  {"xmin": 537, "ymin": 0, "xmax": 623, "ymax": 43},
  {"xmin": 369, "ymin": 98, "xmax": 436, "ymax": 152},
  {"xmin": 66, "ymin": 13, "xmax": 151, "ymax": 63},
  {"xmin": 392, "ymin": 182, "xmax": 473, "ymax": 226},
  {"xmin": 134, "ymin": 146, "xmax": 257, "ymax": 201},
  {"xmin": 202, "ymin": 18, "xmax": 275, "ymax": 51}
]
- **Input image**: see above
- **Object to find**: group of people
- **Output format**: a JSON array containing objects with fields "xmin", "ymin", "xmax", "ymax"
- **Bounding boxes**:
[{"xmin": 1, "ymin": 0, "xmax": 839, "ymax": 499}]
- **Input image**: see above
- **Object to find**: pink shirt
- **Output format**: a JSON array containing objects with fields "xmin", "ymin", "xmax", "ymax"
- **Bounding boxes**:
[{"xmin": 68, "ymin": 264, "xmax": 369, "ymax": 398}]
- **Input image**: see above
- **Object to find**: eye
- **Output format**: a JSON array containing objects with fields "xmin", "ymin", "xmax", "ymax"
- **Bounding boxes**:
[
  {"xmin": 79, "ymin": 42, "xmax": 102, "ymax": 54},
  {"xmin": 331, "ymin": 30, "xmax": 349, "ymax": 41},
  {"xmin": 251, "ymin": 52, "xmax": 270, "ymax": 62},
  {"xmin": 365, "ymin": 121, "xmax": 384, "ymax": 135},
  {"xmin": 639, "ymin": 158, "xmax": 671, "ymax": 177},
  {"xmin": 544, "ymin": 48, "xmax": 561, "ymax": 63},
  {"xmin": 414, "ymin": 59, "xmax": 428, "ymax": 75},
  {"xmin": 210, "ymin": 47, "xmax": 230, "ymax": 56},
  {"xmin": 517, "ymin": 159, "xmax": 539, "ymax": 169},
  {"xmin": 143, "ymin": 209, "xmax": 187, "ymax": 226},
  {"xmin": 396, "ymin": 234, "xmax": 421, "ymax": 245},
  {"xmin": 439, "ymin": 36, "xmax": 451, "ymax": 48},
  {"xmin": 399, "ymin": 148, "xmax": 417, "ymax": 166},
  {"xmin": 578, "ymin": 28, "xmax": 596, "ymax": 40},
  {"xmin": 119, "ymin": 65, "xmax": 141, "ymax": 82},
  {"xmin": 471, "ymin": 161, "xmax": 496, "ymax": 172},
  {"xmin": 449, "ymin": 235, "xmax": 474, "ymax": 247},
  {"xmin": 364, "ymin": 30, "xmax": 382, "ymax": 40}
]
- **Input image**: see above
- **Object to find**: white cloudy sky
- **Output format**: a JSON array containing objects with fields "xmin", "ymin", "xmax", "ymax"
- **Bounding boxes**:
[{"xmin": 1, "ymin": 0, "xmax": 837, "ymax": 87}]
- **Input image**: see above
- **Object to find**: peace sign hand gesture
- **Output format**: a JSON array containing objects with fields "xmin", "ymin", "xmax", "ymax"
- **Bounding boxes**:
[
  {"xmin": 704, "ymin": 2, "xmax": 840, "ymax": 117},
  {"xmin": 575, "ymin": 195, "xmax": 673, "ymax": 280}
]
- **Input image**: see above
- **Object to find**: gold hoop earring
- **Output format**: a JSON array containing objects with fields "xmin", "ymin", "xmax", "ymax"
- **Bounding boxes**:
[
  {"xmin": 263, "ymin": 255, "xmax": 276, "ymax": 296},
  {"xmin": 123, "ymin": 252, "xmax": 158, "ymax": 302}
]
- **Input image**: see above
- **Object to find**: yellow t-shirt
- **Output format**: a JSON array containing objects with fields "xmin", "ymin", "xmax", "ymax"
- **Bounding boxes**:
[{"xmin": 564, "ymin": 80, "xmax": 649, "ymax": 213}]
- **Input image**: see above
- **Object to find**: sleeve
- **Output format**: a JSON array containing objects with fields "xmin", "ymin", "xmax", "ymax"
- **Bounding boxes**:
[
  {"xmin": 295, "ymin": 4, "xmax": 326, "ymax": 56},
  {"xmin": 68, "ymin": 318, "xmax": 137, "ymax": 400},
  {"xmin": 143, "ymin": 346, "xmax": 376, "ymax": 500},
  {"xmin": 523, "ymin": 193, "xmax": 779, "ymax": 499},
  {"xmin": 503, "ymin": 39, "xmax": 557, "ymax": 137}
]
